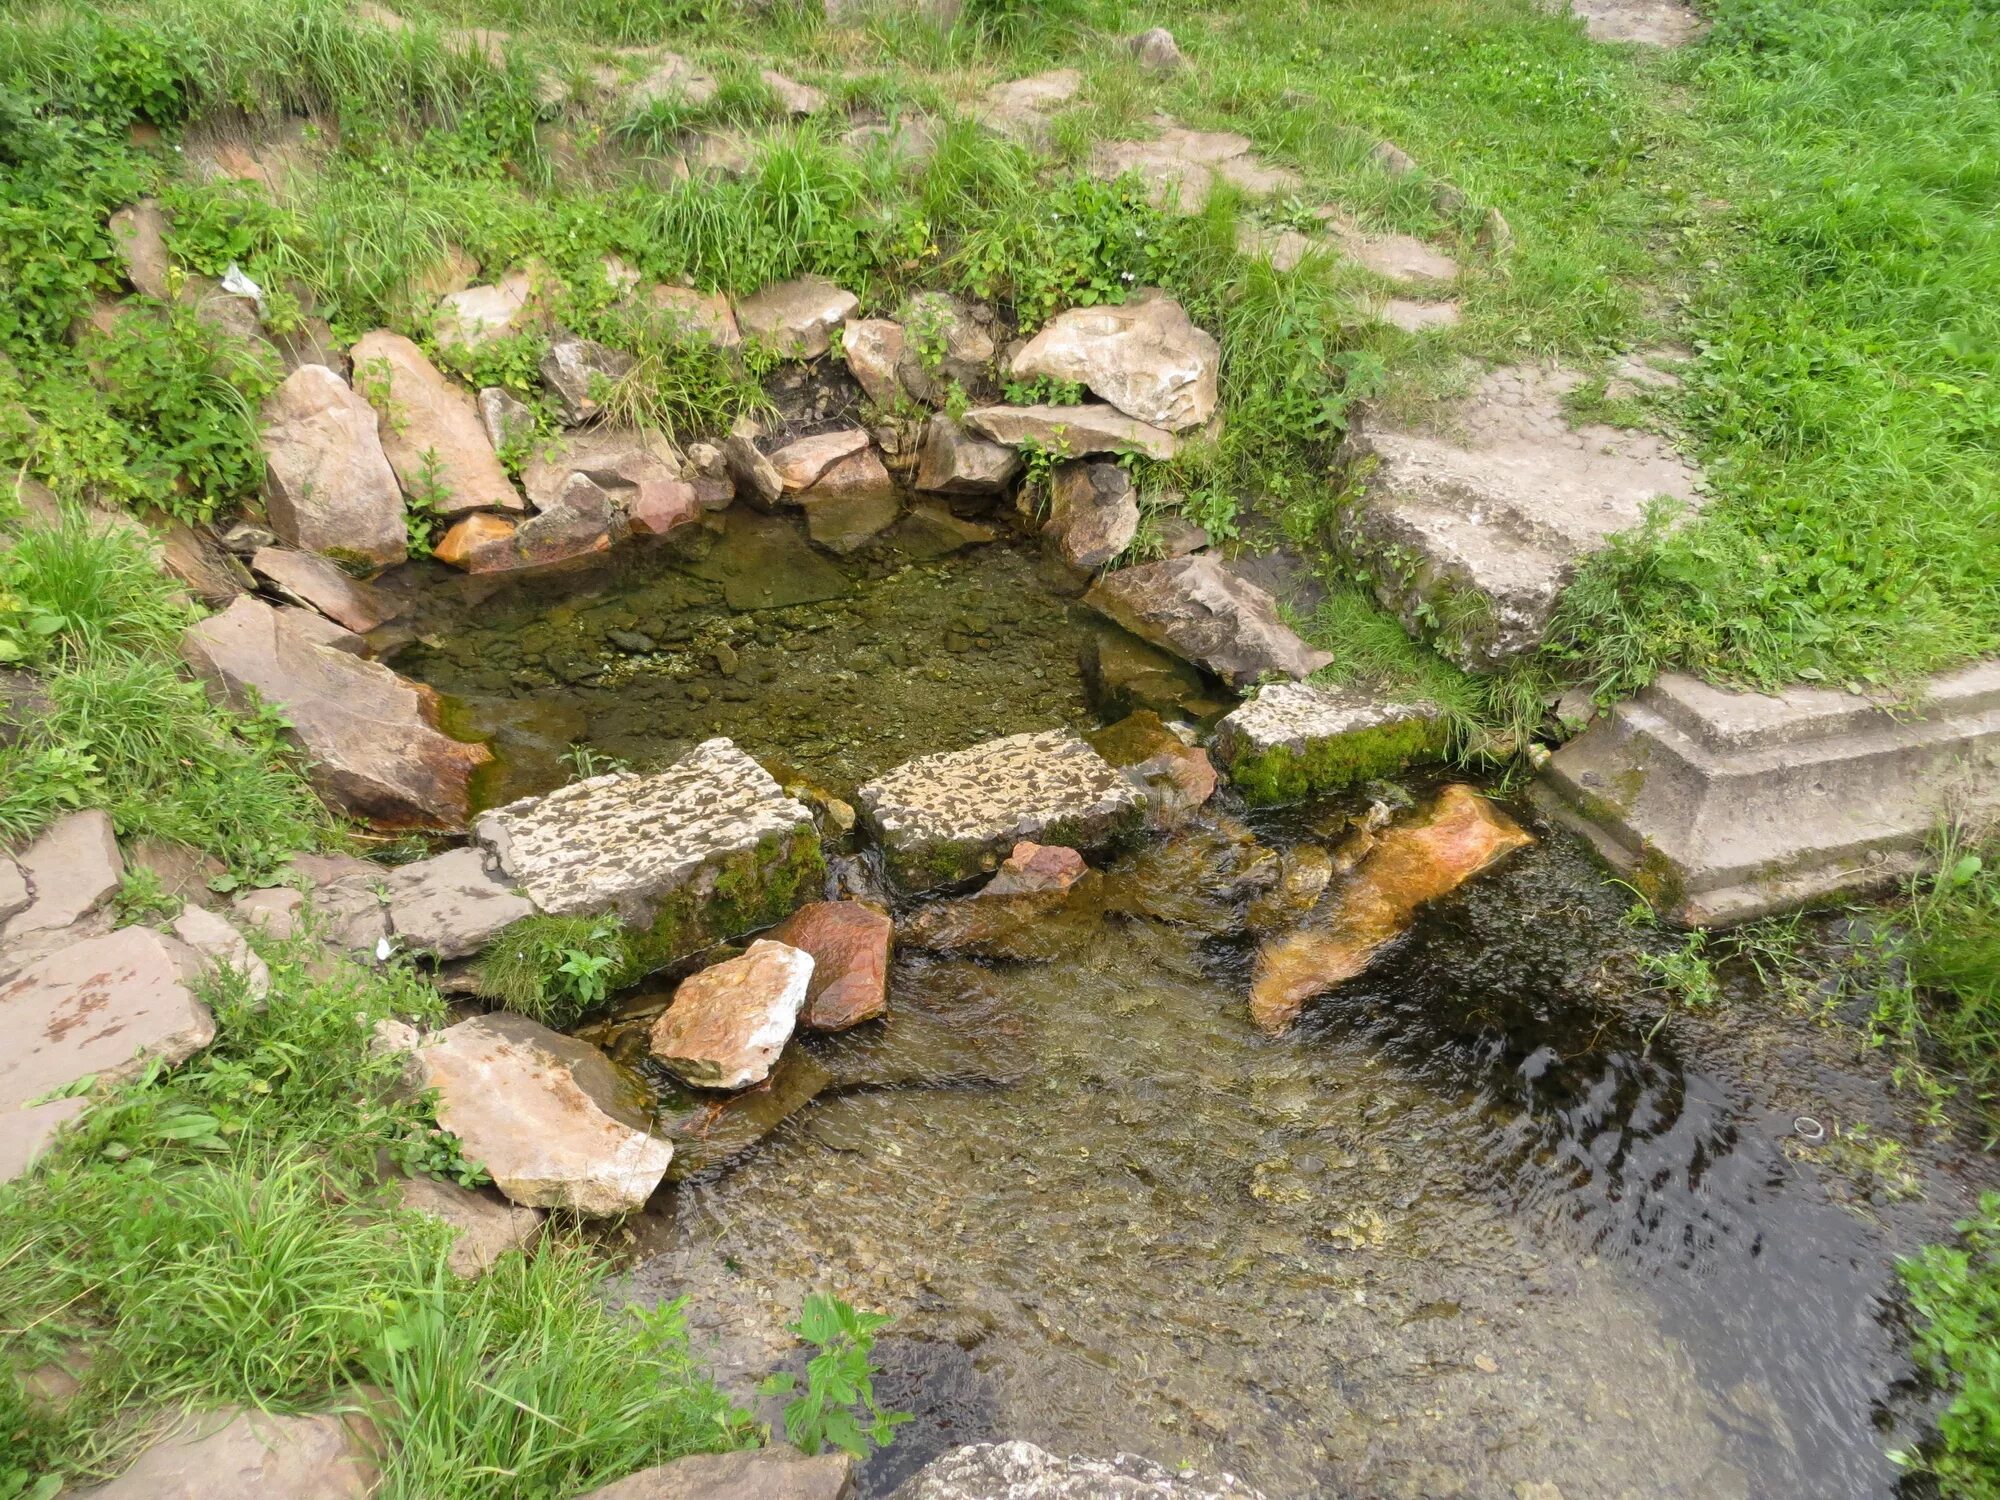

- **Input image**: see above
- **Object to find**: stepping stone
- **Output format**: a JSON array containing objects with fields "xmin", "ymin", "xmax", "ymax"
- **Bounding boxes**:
[
  {"xmin": 977, "ymin": 69, "xmax": 1081, "ymax": 145},
  {"xmin": 1318, "ymin": 209, "xmax": 1459, "ymax": 286},
  {"xmin": 0, "ymin": 927, "xmax": 214, "ymax": 1112},
  {"xmin": 396, "ymin": 1175, "xmax": 545, "ymax": 1279},
  {"xmin": 85, "ymin": 1407, "xmax": 381, "ymax": 1499},
  {"xmin": 416, "ymin": 1012, "xmax": 673, "ymax": 1214},
  {"xmin": 0, "ymin": 1096, "xmax": 88, "ymax": 1184},
  {"xmin": 1534, "ymin": 663, "xmax": 2000, "ymax": 926},
  {"xmin": 1338, "ymin": 363, "xmax": 1703, "ymax": 667},
  {"xmin": 350, "ymin": 331, "xmax": 522, "ymax": 517},
  {"xmin": 857, "ymin": 729, "xmax": 1147, "ymax": 891},
  {"xmin": 576, "ymin": 1445, "xmax": 852, "ymax": 1500},
  {"xmin": 1211, "ymin": 681, "xmax": 1450, "ymax": 805},
  {"xmin": 2, "ymin": 809, "xmax": 122, "ymax": 945},
  {"xmin": 1234, "ymin": 223, "xmax": 1317, "ymax": 273},
  {"xmin": 1010, "ymin": 297, "xmax": 1219, "ymax": 431},
  {"xmin": 964, "ymin": 402, "xmax": 1179, "ymax": 460},
  {"xmin": 768, "ymin": 900, "xmax": 892, "ymax": 1030},
  {"xmin": 182, "ymin": 597, "xmax": 490, "ymax": 829},
  {"xmin": 1375, "ymin": 297, "xmax": 1462, "ymax": 333},
  {"xmin": 384, "ymin": 846, "xmax": 535, "ymax": 960},
  {"xmin": 249, "ymin": 547, "xmax": 398, "ymax": 634},
  {"xmin": 1084, "ymin": 554, "xmax": 1332, "ymax": 688},
  {"xmin": 736, "ymin": 276, "xmax": 859, "ymax": 359},
  {"xmin": 257, "ymin": 364, "xmax": 407, "ymax": 570},
  {"xmin": 474, "ymin": 739, "xmax": 820, "ymax": 963},
  {"xmin": 1090, "ymin": 123, "xmax": 1301, "ymax": 214},
  {"xmin": 649, "ymin": 939, "xmax": 814, "ymax": 1090}
]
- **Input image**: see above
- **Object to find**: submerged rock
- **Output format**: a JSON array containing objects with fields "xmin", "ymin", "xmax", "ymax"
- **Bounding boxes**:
[
  {"xmin": 182, "ymin": 597, "xmax": 488, "ymax": 828},
  {"xmin": 350, "ymin": 330, "xmax": 522, "ymax": 517},
  {"xmin": 980, "ymin": 841, "xmax": 1087, "ymax": 898},
  {"xmin": 800, "ymin": 447, "xmax": 902, "ymax": 554},
  {"xmin": 857, "ymin": 730, "xmax": 1147, "ymax": 892},
  {"xmin": 650, "ymin": 939, "xmax": 814, "ymax": 1090},
  {"xmin": 1079, "ymin": 622, "xmax": 1234, "ymax": 724},
  {"xmin": 1212, "ymin": 681, "xmax": 1449, "ymax": 805},
  {"xmin": 768, "ymin": 900, "xmax": 892, "ymax": 1031},
  {"xmin": 1085, "ymin": 555, "xmax": 1332, "ymax": 688},
  {"xmin": 475, "ymin": 739, "xmax": 821, "ymax": 965},
  {"xmin": 896, "ymin": 1440, "xmax": 1265, "ymax": 1499},
  {"xmin": 899, "ymin": 874, "xmax": 1106, "ymax": 962},
  {"xmin": 416, "ymin": 1012, "xmax": 673, "ymax": 1215},
  {"xmin": 1011, "ymin": 298, "xmax": 1219, "ymax": 432},
  {"xmin": 257, "ymin": 364, "xmax": 406, "ymax": 569},
  {"xmin": 1087, "ymin": 709, "xmax": 1217, "ymax": 829},
  {"xmin": 656, "ymin": 1048, "xmax": 832, "ymax": 1181},
  {"xmin": 1249, "ymin": 784, "xmax": 1532, "ymax": 1032}
]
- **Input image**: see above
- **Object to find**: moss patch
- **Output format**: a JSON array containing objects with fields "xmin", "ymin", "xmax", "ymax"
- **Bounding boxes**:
[
  {"xmin": 1223, "ymin": 714, "xmax": 1451, "ymax": 807},
  {"xmin": 629, "ymin": 825, "xmax": 827, "ymax": 973}
]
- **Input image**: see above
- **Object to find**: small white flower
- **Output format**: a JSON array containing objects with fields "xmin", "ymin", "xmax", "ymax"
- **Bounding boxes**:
[{"xmin": 375, "ymin": 936, "xmax": 393, "ymax": 962}]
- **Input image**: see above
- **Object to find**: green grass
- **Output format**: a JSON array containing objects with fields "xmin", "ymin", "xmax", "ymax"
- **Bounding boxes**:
[{"xmin": 1899, "ymin": 1192, "xmax": 2000, "ymax": 1500}]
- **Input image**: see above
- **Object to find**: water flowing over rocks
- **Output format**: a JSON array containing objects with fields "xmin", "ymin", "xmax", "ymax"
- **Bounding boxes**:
[
  {"xmin": 1212, "ymin": 681, "xmax": 1449, "ymax": 805},
  {"xmin": 578, "ymin": 1445, "xmax": 853, "ymax": 1500},
  {"xmin": 182, "ymin": 597, "xmax": 489, "ymax": 828},
  {"xmin": 1043, "ymin": 460, "xmax": 1139, "ymax": 571},
  {"xmin": 1250, "ymin": 784, "xmax": 1532, "ymax": 1032},
  {"xmin": 650, "ymin": 939, "xmax": 814, "ymax": 1089},
  {"xmin": 981, "ymin": 841, "xmax": 1088, "ymax": 898},
  {"xmin": 383, "ymin": 847, "xmax": 535, "ymax": 960},
  {"xmin": 1535, "ymin": 662, "xmax": 2000, "ymax": 925},
  {"xmin": 249, "ymin": 547, "xmax": 398, "ymax": 634},
  {"xmin": 893, "ymin": 1441, "xmax": 1265, "ymax": 1499},
  {"xmin": 395, "ymin": 1175, "xmax": 545, "ymax": 1279},
  {"xmin": 257, "ymin": 364, "xmax": 407, "ymax": 569},
  {"xmin": 81, "ymin": 1407, "xmax": 381, "ymax": 1499},
  {"xmin": 1084, "ymin": 555, "xmax": 1333, "ymax": 688},
  {"xmin": 1126, "ymin": 26, "xmax": 1184, "ymax": 72},
  {"xmin": 416, "ymin": 1012, "xmax": 673, "ymax": 1214},
  {"xmin": 349, "ymin": 330, "xmax": 522, "ymax": 518},
  {"xmin": 1011, "ymin": 298, "xmax": 1219, "ymax": 432},
  {"xmin": 857, "ymin": 729, "xmax": 1147, "ymax": 890},
  {"xmin": 1339, "ymin": 364, "xmax": 1702, "ymax": 667},
  {"xmin": 474, "ymin": 739, "xmax": 820, "ymax": 960},
  {"xmin": 768, "ymin": 900, "xmax": 893, "ymax": 1030},
  {"xmin": 1087, "ymin": 711, "xmax": 1218, "ymax": 829},
  {"xmin": 736, "ymin": 276, "xmax": 860, "ymax": 359},
  {"xmin": 966, "ymin": 402, "xmax": 1180, "ymax": 461}
]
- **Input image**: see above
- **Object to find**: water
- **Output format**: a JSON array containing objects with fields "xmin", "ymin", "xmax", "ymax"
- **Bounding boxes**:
[{"xmin": 394, "ymin": 513, "xmax": 1990, "ymax": 1500}]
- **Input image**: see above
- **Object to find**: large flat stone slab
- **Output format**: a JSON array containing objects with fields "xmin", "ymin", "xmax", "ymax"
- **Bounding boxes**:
[
  {"xmin": 857, "ymin": 730, "xmax": 1146, "ymax": 891},
  {"xmin": 0, "ymin": 927, "xmax": 213, "ymax": 1112},
  {"xmin": 415, "ymin": 1012, "xmax": 673, "ymax": 1215},
  {"xmin": 1211, "ymin": 681, "xmax": 1450, "ymax": 805},
  {"xmin": 964, "ymin": 402, "xmax": 1179, "ymax": 460},
  {"xmin": 1339, "ymin": 364, "xmax": 1702, "ymax": 668},
  {"xmin": 2, "ymin": 809, "xmax": 122, "ymax": 945},
  {"xmin": 474, "ymin": 738, "xmax": 821, "ymax": 964},
  {"xmin": 0, "ymin": 1096, "xmax": 89, "ymax": 1184},
  {"xmin": 383, "ymin": 846, "xmax": 535, "ymax": 960},
  {"xmin": 1084, "ymin": 554, "xmax": 1332, "ymax": 688},
  {"xmin": 83, "ymin": 1407, "xmax": 380, "ymax": 1499},
  {"xmin": 1534, "ymin": 663, "xmax": 2000, "ymax": 926}
]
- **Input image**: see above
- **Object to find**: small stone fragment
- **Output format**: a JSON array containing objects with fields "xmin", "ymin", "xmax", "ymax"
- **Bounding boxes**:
[
  {"xmin": 384, "ymin": 847, "xmax": 536, "ymax": 961},
  {"xmin": 434, "ymin": 270, "xmax": 536, "ymax": 353},
  {"xmin": 540, "ymin": 336, "xmax": 637, "ymax": 425},
  {"xmin": 981, "ymin": 841, "xmax": 1087, "ymax": 898},
  {"xmin": 170, "ymin": 903, "xmax": 271, "ymax": 1000},
  {"xmin": 477, "ymin": 386, "xmax": 537, "ymax": 452},
  {"xmin": 914, "ymin": 414, "xmax": 1022, "ymax": 494},
  {"xmin": 107, "ymin": 199, "xmax": 171, "ymax": 299},
  {"xmin": 761, "ymin": 69, "xmax": 825, "ymax": 115},
  {"xmin": 397, "ymin": 1175, "xmax": 545, "ymax": 1279},
  {"xmin": 649, "ymin": 939, "xmax": 814, "ymax": 1090},
  {"xmin": 1087, "ymin": 709, "xmax": 1218, "ymax": 828},
  {"xmin": 842, "ymin": 319, "xmax": 909, "ymax": 408},
  {"xmin": 249, "ymin": 548, "xmax": 398, "ymax": 634},
  {"xmin": 435, "ymin": 513, "xmax": 520, "ymax": 572}
]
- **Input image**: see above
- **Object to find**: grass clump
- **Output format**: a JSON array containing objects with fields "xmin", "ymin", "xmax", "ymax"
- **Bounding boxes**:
[
  {"xmin": 477, "ymin": 912, "xmax": 635, "ymax": 1029},
  {"xmin": 1897, "ymin": 1192, "xmax": 2000, "ymax": 1499}
]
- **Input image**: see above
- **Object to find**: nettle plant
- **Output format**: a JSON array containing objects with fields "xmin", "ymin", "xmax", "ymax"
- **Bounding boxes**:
[{"xmin": 761, "ymin": 1294, "xmax": 911, "ymax": 1461}]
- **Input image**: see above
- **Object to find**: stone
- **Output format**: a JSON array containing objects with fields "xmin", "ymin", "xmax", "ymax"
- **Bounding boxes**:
[
  {"xmin": 840, "ymin": 114, "xmax": 938, "ymax": 163},
  {"xmin": 897, "ymin": 1440, "xmax": 1264, "ymax": 1499},
  {"xmin": 1211, "ymin": 681, "xmax": 1450, "ymax": 805},
  {"xmin": 2, "ymin": 810, "xmax": 122, "ymax": 944},
  {"xmin": 981, "ymin": 841, "xmax": 1087, "ymax": 898},
  {"xmin": 736, "ymin": 276, "xmax": 860, "ymax": 359},
  {"xmin": 914, "ymin": 415, "xmax": 1021, "ymax": 495},
  {"xmin": 0, "ymin": 1097, "xmax": 89, "ymax": 1184},
  {"xmin": 977, "ymin": 70, "xmax": 1081, "ymax": 145},
  {"xmin": 1319, "ymin": 210, "xmax": 1461, "ymax": 286},
  {"xmin": 1011, "ymin": 298, "xmax": 1218, "ymax": 431},
  {"xmin": 169, "ymin": 904, "xmax": 271, "ymax": 1001},
  {"xmin": 0, "ymin": 857, "xmax": 29, "ymax": 925},
  {"xmin": 407, "ymin": 242, "xmax": 479, "ymax": 308},
  {"xmin": 475, "ymin": 739, "xmax": 821, "ymax": 962},
  {"xmin": 896, "ymin": 292, "xmax": 996, "ymax": 403},
  {"xmin": 724, "ymin": 427, "xmax": 786, "ymax": 506},
  {"xmin": 149, "ymin": 513, "xmax": 255, "ymax": 606},
  {"xmin": 761, "ymin": 69, "xmax": 826, "ymax": 115},
  {"xmin": 231, "ymin": 885, "xmax": 305, "ymax": 942},
  {"xmin": 0, "ymin": 927, "xmax": 213, "ymax": 1110},
  {"xmin": 1043, "ymin": 460, "xmax": 1139, "ymax": 570},
  {"xmin": 540, "ymin": 337, "xmax": 637, "ymax": 425},
  {"xmin": 1087, "ymin": 710, "xmax": 1218, "ymax": 829},
  {"xmin": 1339, "ymin": 364, "xmax": 1703, "ymax": 667},
  {"xmin": 1534, "ymin": 663, "xmax": 2000, "ymax": 926},
  {"xmin": 577, "ymin": 1445, "xmax": 851, "ymax": 1500},
  {"xmin": 434, "ymin": 270, "xmax": 536, "ymax": 353},
  {"xmin": 108, "ymin": 199, "xmax": 171, "ymax": 299},
  {"xmin": 249, "ymin": 547, "xmax": 398, "ymax": 634},
  {"xmin": 1377, "ymin": 297, "xmax": 1462, "ymax": 333},
  {"xmin": 396, "ymin": 1175, "xmax": 545, "ymax": 1278},
  {"xmin": 1570, "ymin": 0, "xmax": 1706, "ymax": 46},
  {"xmin": 1126, "ymin": 26, "xmax": 1183, "ymax": 72},
  {"xmin": 771, "ymin": 429, "xmax": 872, "ymax": 493},
  {"xmin": 768, "ymin": 900, "xmax": 892, "ymax": 1030},
  {"xmin": 126, "ymin": 837, "xmax": 224, "ymax": 912},
  {"xmin": 350, "ymin": 331, "xmax": 522, "ymax": 518},
  {"xmin": 523, "ymin": 428, "xmax": 697, "ymax": 539},
  {"xmin": 1233, "ymin": 223, "xmax": 1316, "ymax": 273},
  {"xmin": 182, "ymin": 597, "xmax": 488, "ymax": 828},
  {"xmin": 801, "ymin": 448, "xmax": 902, "ymax": 554},
  {"xmin": 434, "ymin": 513, "xmax": 521, "ymax": 572},
  {"xmin": 417, "ymin": 1012, "xmax": 673, "ymax": 1213},
  {"xmin": 258, "ymin": 364, "xmax": 407, "ymax": 569},
  {"xmin": 649, "ymin": 939, "xmax": 814, "ymax": 1090},
  {"xmin": 1090, "ymin": 126, "xmax": 1300, "ymax": 215},
  {"xmin": 1085, "ymin": 554, "xmax": 1332, "ymax": 688},
  {"xmin": 898, "ymin": 876, "xmax": 1106, "ymax": 962},
  {"xmin": 684, "ymin": 442, "xmax": 736, "ymax": 509},
  {"xmin": 640, "ymin": 284, "xmax": 741, "ymax": 348},
  {"xmin": 513, "ymin": 474, "xmax": 615, "ymax": 567},
  {"xmin": 384, "ymin": 847, "xmax": 536, "ymax": 960},
  {"xmin": 623, "ymin": 50, "xmax": 717, "ymax": 108},
  {"xmin": 84, "ymin": 1407, "xmax": 380, "ymax": 1499},
  {"xmin": 1250, "ymin": 785, "xmax": 1532, "ymax": 1031},
  {"xmin": 843, "ymin": 319, "xmax": 911, "ymax": 408},
  {"xmin": 964, "ymin": 403, "xmax": 1178, "ymax": 460},
  {"xmin": 857, "ymin": 729, "xmax": 1147, "ymax": 891},
  {"xmin": 656, "ymin": 1050, "xmax": 832, "ymax": 1181}
]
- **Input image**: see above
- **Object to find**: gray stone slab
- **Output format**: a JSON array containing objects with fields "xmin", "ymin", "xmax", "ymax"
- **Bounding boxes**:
[
  {"xmin": 2, "ymin": 809, "xmax": 122, "ymax": 945},
  {"xmin": 1084, "ymin": 554, "xmax": 1332, "ymax": 688},
  {"xmin": 384, "ymin": 846, "xmax": 535, "ymax": 960},
  {"xmin": 1533, "ymin": 663, "xmax": 2000, "ymax": 925},
  {"xmin": 857, "ymin": 729, "xmax": 1147, "ymax": 891},
  {"xmin": 1211, "ymin": 681, "xmax": 1449, "ymax": 805},
  {"xmin": 0, "ymin": 1096, "xmax": 88, "ymax": 1184},
  {"xmin": 1339, "ymin": 364, "xmax": 1701, "ymax": 668}
]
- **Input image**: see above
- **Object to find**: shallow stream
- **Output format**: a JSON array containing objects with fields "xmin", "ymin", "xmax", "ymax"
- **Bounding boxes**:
[{"xmin": 392, "ymin": 512, "xmax": 1993, "ymax": 1500}]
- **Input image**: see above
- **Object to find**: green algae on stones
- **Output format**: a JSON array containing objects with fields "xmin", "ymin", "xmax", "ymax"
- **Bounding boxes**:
[{"xmin": 1211, "ymin": 681, "xmax": 1450, "ymax": 806}]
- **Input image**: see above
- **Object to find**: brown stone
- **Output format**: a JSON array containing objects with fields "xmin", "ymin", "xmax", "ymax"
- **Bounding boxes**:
[
  {"xmin": 771, "ymin": 428, "xmax": 871, "ymax": 493},
  {"xmin": 1044, "ymin": 460, "xmax": 1138, "ymax": 570},
  {"xmin": 434, "ymin": 512, "xmax": 520, "ymax": 572},
  {"xmin": 914, "ymin": 414, "xmax": 1021, "ymax": 495},
  {"xmin": 1011, "ymin": 297, "xmax": 1219, "ymax": 431},
  {"xmin": 85, "ymin": 1407, "xmax": 380, "ymax": 1499},
  {"xmin": 1249, "ymin": 785, "xmax": 1533, "ymax": 1032},
  {"xmin": 396, "ymin": 1175, "xmax": 545, "ymax": 1278},
  {"xmin": 147, "ymin": 512, "xmax": 254, "ymax": 606},
  {"xmin": 768, "ymin": 901, "xmax": 891, "ymax": 1031},
  {"xmin": 843, "ymin": 318, "xmax": 909, "ymax": 408},
  {"xmin": 964, "ymin": 402, "xmax": 1179, "ymax": 460},
  {"xmin": 258, "ymin": 364, "xmax": 407, "ymax": 569},
  {"xmin": 1086, "ymin": 710, "xmax": 1217, "ymax": 829},
  {"xmin": 981, "ymin": 842, "xmax": 1087, "ymax": 898},
  {"xmin": 657, "ymin": 1049, "xmax": 833, "ymax": 1180},
  {"xmin": 434, "ymin": 271, "xmax": 536, "ymax": 353},
  {"xmin": 649, "ymin": 939, "xmax": 814, "ymax": 1090},
  {"xmin": 250, "ymin": 547, "xmax": 398, "ymax": 633},
  {"xmin": 735, "ymin": 276, "xmax": 859, "ymax": 359},
  {"xmin": 513, "ymin": 474, "xmax": 615, "ymax": 567},
  {"xmin": 639, "ymin": 284, "xmax": 740, "ymax": 348},
  {"xmin": 181, "ymin": 597, "xmax": 488, "ymax": 828},
  {"xmin": 350, "ymin": 330, "xmax": 521, "ymax": 516},
  {"xmin": 576, "ymin": 1445, "xmax": 852, "ymax": 1500},
  {"xmin": 798, "ymin": 447, "xmax": 901, "ymax": 554},
  {"xmin": 1085, "ymin": 554, "xmax": 1332, "ymax": 688},
  {"xmin": 107, "ymin": 199, "xmax": 171, "ymax": 300}
]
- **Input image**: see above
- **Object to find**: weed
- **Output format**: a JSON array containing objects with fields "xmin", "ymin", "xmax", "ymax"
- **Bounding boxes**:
[
  {"xmin": 1897, "ymin": 1192, "xmax": 2000, "ymax": 1499},
  {"xmin": 476, "ymin": 912, "xmax": 635, "ymax": 1028},
  {"xmin": 760, "ymin": 1294, "xmax": 910, "ymax": 1461}
]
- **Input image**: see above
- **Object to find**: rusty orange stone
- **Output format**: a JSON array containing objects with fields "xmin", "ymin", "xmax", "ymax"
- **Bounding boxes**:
[{"xmin": 767, "ymin": 901, "xmax": 892, "ymax": 1031}]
